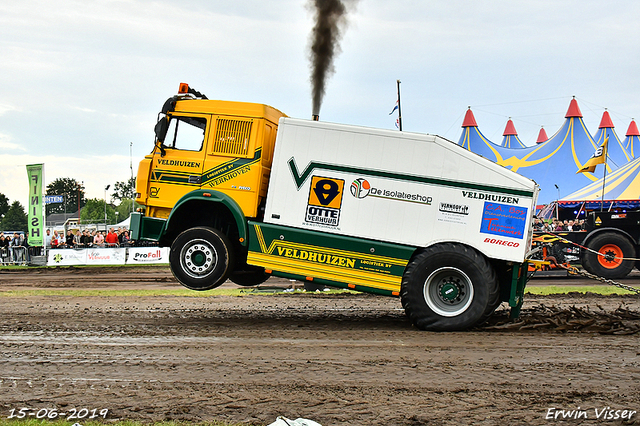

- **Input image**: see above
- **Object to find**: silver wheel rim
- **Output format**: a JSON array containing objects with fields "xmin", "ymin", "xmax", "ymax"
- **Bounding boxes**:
[
  {"xmin": 424, "ymin": 267, "xmax": 474, "ymax": 317},
  {"xmin": 180, "ymin": 238, "xmax": 218, "ymax": 279}
]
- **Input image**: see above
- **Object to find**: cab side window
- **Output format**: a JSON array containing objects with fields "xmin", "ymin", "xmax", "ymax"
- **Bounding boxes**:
[{"xmin": 165, "ymin": 116, "xmax": 207, "ymax": 151}]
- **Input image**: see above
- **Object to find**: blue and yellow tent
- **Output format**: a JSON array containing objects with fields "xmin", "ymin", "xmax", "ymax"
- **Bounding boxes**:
[{"xmin": 458, "ymin": 99, "xmax": 622, "ymax": 204}]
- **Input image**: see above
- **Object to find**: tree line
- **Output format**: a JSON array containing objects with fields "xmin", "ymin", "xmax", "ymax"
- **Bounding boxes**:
[{"xmin": 0, "ymin": 177, "xmax": 138, "ymax": 233}]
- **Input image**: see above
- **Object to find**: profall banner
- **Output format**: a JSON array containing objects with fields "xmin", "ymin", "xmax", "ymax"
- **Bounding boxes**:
[{"xmin": 26, "ymin": 164, "xmax": 44, "ymax": 246}]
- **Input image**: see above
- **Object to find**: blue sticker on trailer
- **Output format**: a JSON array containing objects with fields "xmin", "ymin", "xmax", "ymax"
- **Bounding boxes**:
[{"xmin": 480, "ymin": 202, "xmax": 527, "ymax": 239}]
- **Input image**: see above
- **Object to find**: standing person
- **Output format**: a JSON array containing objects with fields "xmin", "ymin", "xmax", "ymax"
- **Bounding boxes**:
[
  {"xmin": 45, "ymin": 229, "xmax": 52, "ymax": 248},
  {"xmin": 120, "ymin": 230, "xmax": 130, "ymax": 246},
  {"xmin": 11, "ymin": 233, "xmax": 25, "ymax": 264},
  {"xmin": 0, "ymin": 233, "xmax": 8, "ymax": 264},
  {"xmin": 74, "ymin": 230, "xmax": 83, "ymax": 247},
  {"xmin": 65, "ymin": 230, "xmax": 74, "ymax": 248},
  {"xmin": 105, "ymin": 227, "xmax": 119, "ymax": 247},
  {"xmin": 51, "ymin": 230, "xmax": 60, "ymax": 248},
  {"xmin": 93, "ymin": 230, "xmax": 105, "ymax": 247}
]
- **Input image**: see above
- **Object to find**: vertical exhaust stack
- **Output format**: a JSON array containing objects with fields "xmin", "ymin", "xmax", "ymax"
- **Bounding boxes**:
[
  {"xmin": 312, "ymin": 114, "xmax": 320, "ymax": 121},
  {"xmin": 308, "ymin": 0, "xmax": 356, "ymax": 119}
]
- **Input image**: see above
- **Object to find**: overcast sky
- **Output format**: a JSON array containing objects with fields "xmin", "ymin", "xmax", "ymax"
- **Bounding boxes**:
[{"xmin": 2, "ymin": 0, "xmax": 640, "ymax": 209}]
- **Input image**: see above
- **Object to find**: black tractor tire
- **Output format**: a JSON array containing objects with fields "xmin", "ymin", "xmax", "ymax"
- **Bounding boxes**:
[
  {"xmin": 229, "ymin": 266, "xmax": 270, "ymax": 286},
  {"xmin": 169, "ymin": 227, "xmax": 234, "ymax": 290},
  {"xmin": 581, "ymin": 232, "xmax": 635, "ymax": 279},
  {"xmin": 400, "ymin": 243, "xmax": 499, "ymax": 331}
]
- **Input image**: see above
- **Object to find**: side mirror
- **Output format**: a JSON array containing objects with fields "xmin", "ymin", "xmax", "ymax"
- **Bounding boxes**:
[{"xmin": 154, "ymin": 117, "xmax": 169, "ymax": 143}]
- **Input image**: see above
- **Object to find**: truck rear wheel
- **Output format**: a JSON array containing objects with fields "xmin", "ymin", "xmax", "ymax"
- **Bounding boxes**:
[
  {"xmin": 581, "ymin": 233, "xmax": 635, "ymax": 279},
  {"xmin": 400, "ymin": 243, "xmax": 498, "ymax": 331},
  {"xmin": 170, "ymin": 227, "xmax": 234, "ymax": 290}
]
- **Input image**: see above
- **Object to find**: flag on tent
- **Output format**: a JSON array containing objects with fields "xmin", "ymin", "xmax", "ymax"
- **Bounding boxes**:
[{"xmin": 577, "ymin": 137, "xmax": 608, "ymax": 174}]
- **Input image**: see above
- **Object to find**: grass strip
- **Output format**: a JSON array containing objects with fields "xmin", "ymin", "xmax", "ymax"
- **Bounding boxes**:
[{"xmin": 525, "ymin": 285, "xmax": 638, "ymax": 295}]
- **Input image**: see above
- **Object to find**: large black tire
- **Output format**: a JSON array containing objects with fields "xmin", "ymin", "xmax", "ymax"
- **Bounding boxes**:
[
  {"xmin": 581, "ymin": 232, "xmax": 635, "ymax": 279},
  {"xmin": 229, "ymin": 266, "xmax": 270, "ymax": 286},
  {"xmin": 400, "ymin": 243, "xmax": 499, "ymax": 331},
  {"xmin": 169, "ymin": 227, "xmax": 234, "ymax": 290}
]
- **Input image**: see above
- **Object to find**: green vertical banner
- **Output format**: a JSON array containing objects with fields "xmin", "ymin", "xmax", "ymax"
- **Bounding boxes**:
[{"xmin": 26, "ymin": 163, "xmax": 44, "ymax": 246}]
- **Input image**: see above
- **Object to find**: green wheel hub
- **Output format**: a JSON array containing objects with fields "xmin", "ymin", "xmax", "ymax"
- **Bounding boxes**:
[
  {"xmin": 440, "ymin": 281, "xmax": 460, "ymax": 301},
  {"xmin": 424, "ymin": 267, "xmax": 475, "ymax": 317}
]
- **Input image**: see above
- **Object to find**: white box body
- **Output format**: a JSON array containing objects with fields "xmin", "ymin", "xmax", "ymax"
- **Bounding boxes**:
[{"xmin": 264, "ymin": 118, "xmax": 539, "ymax": 263}]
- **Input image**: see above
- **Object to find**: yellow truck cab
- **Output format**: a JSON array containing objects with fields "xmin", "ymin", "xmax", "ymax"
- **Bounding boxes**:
[{"xmin": 137, "ymin": 83, "xmax": 285, "ymax": 221}]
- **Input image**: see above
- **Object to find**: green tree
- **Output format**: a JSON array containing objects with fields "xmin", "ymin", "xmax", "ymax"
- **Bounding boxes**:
[
  {"xmin": 80, "ymin": 198, "xmax": 117, "ymax": 225},
  {"xmin": 115, "ymin": 198, "xmax": 141, "ymax": 220},
  {"xmin": 46, "ymin": 178, "xmax": 86, "ymax": 215},
  {"xmin": 0, "ymin": 201, "xmax": 28, "ymax": 233},
  {"xmin": 112, "ymin": 177, "xmax": 136, "ymax": 202},
  {"xmin": 0, "ymin": 193, "xmax": 9, "ymax": 220}
]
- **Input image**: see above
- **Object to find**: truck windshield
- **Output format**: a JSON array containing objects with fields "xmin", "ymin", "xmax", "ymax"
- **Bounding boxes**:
[{"xmin": 165, "ymin": 116, "xmax": 207, "ymax": 152}]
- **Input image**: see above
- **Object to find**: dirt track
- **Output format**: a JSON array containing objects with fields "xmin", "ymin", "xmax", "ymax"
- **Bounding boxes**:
[{"xmin": 1, "ymin": 266, "xmax": 639, "ymax": 425}]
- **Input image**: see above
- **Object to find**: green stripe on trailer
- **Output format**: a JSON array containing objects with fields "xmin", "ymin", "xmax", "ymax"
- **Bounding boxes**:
[{"xmin": 288, "ymin": 158, "xmax": 535, "ymax": 198}]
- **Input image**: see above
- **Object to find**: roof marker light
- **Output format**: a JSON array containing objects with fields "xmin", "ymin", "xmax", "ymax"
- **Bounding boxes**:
[{"xmin": 178, "ymin": 83, "xmax": 189, "ymax": 94}]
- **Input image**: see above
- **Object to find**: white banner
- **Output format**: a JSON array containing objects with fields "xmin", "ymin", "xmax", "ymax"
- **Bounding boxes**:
[
  {"xmin": 85, "ymin": 248, "xmax": 127, "ymax": 265},
  {"xmin": 47, "ymin": 247, "xmax": 166, "ymax": 266},
  {"xmin": 48, "ymin": 249, "xmax": 87, "ymax": 266},
  {"xmin": 127, "ymin": 247, "xmax": 170, "ymax": 264}
]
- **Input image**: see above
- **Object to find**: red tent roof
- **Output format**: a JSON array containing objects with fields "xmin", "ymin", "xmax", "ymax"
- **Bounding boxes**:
[
  {"xmin": 626, "ymin": 120, "xmax": 640, "ymax": 136},
  {"xmin": 462, "ymin": 108, "xmax": 478, "ymax": 127},
  {"xmin": 536, "ymin": 127, "xmax": 549, "ymax": 144},
  {"xmin": 503, "ymin": 119, "xmax": 517, "ymax": 136},
  {"xmin": 565, "ymin": 98, "xmax": 583, "ymax": 118},
  {"xmin": 598, "ymin": 110, "xmax": 614, "ymax": 128}
]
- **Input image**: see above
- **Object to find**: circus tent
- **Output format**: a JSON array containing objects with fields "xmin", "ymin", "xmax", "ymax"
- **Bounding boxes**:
[{"xmin": 457, "ymin": 98, "xmax": 622, "ymax": 204}]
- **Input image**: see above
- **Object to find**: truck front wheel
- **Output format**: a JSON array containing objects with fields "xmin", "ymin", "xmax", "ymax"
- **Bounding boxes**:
[
  {"xmin": 170, "ymin": 227, "xmax": 234, "ymax": 290},
  {"xmin": 400, "ymin": 243, "xmax": 499, "ymax": 331},
  {"xmin": 581, "ymin": 233, "xmax": 635, "ymax": 279}
]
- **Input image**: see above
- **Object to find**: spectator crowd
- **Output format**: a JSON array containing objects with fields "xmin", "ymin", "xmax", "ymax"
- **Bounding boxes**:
[
  {"xmin": 45, "ymin": 227, "xmax": 132, "ymax": 249},
  {"xmin": 533, "ymin": 217, "xmax": 587, "ymax": 232},
  {"xmin": 0, "ymin": 232, "xmax": 27, "ymax": 265}
]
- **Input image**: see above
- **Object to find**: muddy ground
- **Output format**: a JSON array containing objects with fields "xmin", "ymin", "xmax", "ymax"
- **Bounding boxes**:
[{"xmin": 0, "ymin": 266, "xmax": 639, "ymax": 426}]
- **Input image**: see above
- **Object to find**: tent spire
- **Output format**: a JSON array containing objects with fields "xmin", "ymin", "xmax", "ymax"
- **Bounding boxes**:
[
  {"xmin": 565, "ymin": 96, "xmax": 583, "ymax": 118},
  {"xmin": 462, "ymin": 107, "xmax": 478, "ymax": 127},
  {"xmin": 598, "ymin": 109, "xmax": 614, "ymax": 128},
  {"xmin": 626, "ymin": 119, "xmax": 640, "ymax": 136},
  {"xmin": 503, "ymin": 118, "xmax": 517, "ymax": 136},
  {"xmin": 536, "ymin": 126, "xmax": 548, "ymax": 144}
]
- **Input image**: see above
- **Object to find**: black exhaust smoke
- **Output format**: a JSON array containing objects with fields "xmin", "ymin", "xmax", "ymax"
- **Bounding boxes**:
[{"xmin": 309, "ymin": 0, "xmax": 356, "ymax": 118}]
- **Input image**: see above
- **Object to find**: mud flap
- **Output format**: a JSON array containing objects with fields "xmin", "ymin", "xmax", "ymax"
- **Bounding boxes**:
[{"xmin": 509, "ymin": 262, "xmax": 528, "ymax": 319}]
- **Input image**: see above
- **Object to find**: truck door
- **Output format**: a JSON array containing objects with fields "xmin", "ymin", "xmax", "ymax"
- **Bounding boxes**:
[{"xmin": 147, "ymin": 113, "xmax": 210, "ymax": 214}]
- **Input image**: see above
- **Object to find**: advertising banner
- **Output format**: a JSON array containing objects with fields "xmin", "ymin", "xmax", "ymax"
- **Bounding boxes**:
[
  {"xmin": 85, "ymin": 248, "xmax": 127, "ymax": 265},
  {"xmin": 26, "ymin": 164, "xmax": 44, "ymax": 246},
  {"xmin": 127, "ymin": 247, "xmax": 170, "ymax": 264},
  {"xmin": 48, "ymin": 249, "xmax": 87, "ymax": 266}
]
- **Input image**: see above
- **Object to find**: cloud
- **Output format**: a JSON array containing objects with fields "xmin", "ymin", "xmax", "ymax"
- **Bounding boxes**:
[{"xmin": 0, "ymin": 134, "xmax": 26, "ymax": 151}]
